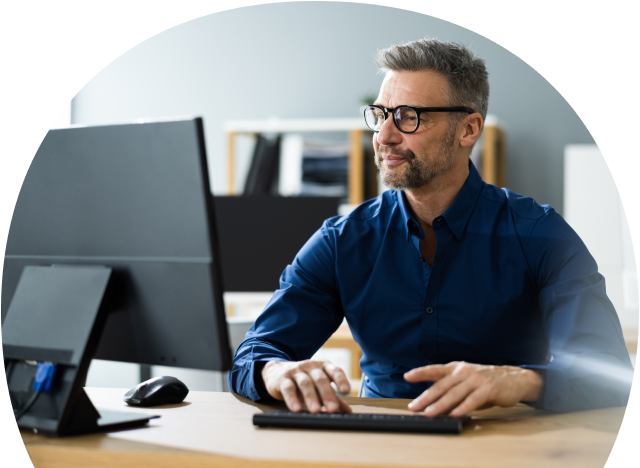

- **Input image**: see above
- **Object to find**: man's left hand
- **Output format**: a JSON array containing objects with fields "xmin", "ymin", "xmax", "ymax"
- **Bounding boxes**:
[{"xmin": 404, "ymin": 362, "xmax": 544, "ymax": 417}]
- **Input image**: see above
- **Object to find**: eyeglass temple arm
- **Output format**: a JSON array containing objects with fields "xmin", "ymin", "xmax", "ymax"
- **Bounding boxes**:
[{"xmin": 364, "ymin": 105, "xmax": 475, "ymax": 114}]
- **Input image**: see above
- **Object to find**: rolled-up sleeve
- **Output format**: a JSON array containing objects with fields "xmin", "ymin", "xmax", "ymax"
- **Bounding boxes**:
[
  {"xmin": 227, "ymin": 222, "xmax": 344, "ymax": 400},
  {"xmin": 524, "ymin": 209, "xmax": 633, "ymax": 411}
]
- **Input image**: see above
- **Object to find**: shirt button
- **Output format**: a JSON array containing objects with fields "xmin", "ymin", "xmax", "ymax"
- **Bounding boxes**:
[{"xmin": 426, "ymin": 307, "xmax": 433, "ymax": 314}]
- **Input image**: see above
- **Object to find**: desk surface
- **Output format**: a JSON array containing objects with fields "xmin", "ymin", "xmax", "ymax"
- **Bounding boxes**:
[{"xmin": 21, "ymin": 388, "xmax": 626, "ymax": 468}]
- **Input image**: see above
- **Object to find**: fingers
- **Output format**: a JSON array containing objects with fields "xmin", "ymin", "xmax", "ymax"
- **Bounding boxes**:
[
  {"xmin": 422, "ymin": 380, "xmax": 476, "ymax": 416},
  {"xmin": 337, "ymin": 396, "xmax": 353, "ymax": 413},
  {"xmin": 405, "ymin": 362, "xmax": 524, "ymax": 417},
  {"xmin": 323, "ymin": 361, "xmax": 351, "ymax": 395},
  {"xmin": 279, "ymin": 378, "xmax": 303, "ymax": 412},
  {"xmin": 293, "ymin": 372, "xmax": 322, "ymax": 413},
  {"xmin": 408, "ymin": 372, "xmax": 463, "ymax": 412},
  {"xmin": 449, "ymin": 387, "xmax": 491, "ymax": 417},
  {"xmin": 406, "ymin": 362, "xmax": 466, "ymax": 412},
  {"xmin": 404, "ymin": 364, "xmax": 450, "ymax": 383},
  {"xmin": 309, "ymin": 367, "xmax": 341, "ymax": 413},
  {"xmin": 309, "ymin": 362, "xmax": 353, "ymax": 413},
  {"xmin": 319, "ymin": 362, "xmax": 352, "ymax": 414},
  {"xmin": 264, "ymin": 360, "xmax": 352, "ymax": 414},
  {"xmin": 409, "ymin": 376, "xmax": 489, "ymax": 417}
]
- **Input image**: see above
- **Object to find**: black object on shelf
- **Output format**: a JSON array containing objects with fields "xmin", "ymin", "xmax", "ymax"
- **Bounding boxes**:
[
  {"xmin": 213, "ymin": 196, "xmax": 341, "ymax": 292},
  {"xmin": 244, "ymin": 134, "xmax": 281, "ymax": 195}
]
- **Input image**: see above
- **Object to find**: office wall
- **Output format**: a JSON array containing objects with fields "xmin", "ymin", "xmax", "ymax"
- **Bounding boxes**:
[
  {"xmin": 71, "ymin": 2, "xmax": 594, "ymax": 215},
  {"xmin": 565, "ymin": 145, "xmax": 638, "ymax": 329}
]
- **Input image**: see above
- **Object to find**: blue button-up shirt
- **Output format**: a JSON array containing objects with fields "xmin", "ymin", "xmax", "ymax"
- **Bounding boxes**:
[{"xmin": 228, "ymin": 162, "xmax": 632, "ymax": 412}]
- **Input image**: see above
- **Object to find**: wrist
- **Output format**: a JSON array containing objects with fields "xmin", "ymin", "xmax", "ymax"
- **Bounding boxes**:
[
  {"xmin": 261, "ymin": 360, "xmax": 279, "ymax": 382},
  {"xmin": 521, "ymin": 368, "xmax": 545, "ymax": 402},
  {"xmin": 259, "ymin": 360, "xmax": 286, "ymax": 395},
  {"xmin": 253, "ymin": 361, "xmax": 271, "ymax": 398}
]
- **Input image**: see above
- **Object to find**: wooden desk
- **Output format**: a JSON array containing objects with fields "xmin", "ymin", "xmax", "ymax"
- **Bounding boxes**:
[{"xmin": 21, "ymin": 388, "xmax": 625, "ymax": 468}]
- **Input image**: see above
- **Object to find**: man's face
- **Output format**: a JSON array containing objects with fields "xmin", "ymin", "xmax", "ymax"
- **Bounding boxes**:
[{"xmin": 373, "ymin": 70, "xmax": 459, "ymax": 190}]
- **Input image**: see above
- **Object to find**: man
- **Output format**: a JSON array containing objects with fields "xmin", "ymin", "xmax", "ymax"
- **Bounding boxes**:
[{"xmin": 228, "ymin": 39, "xmax": 633, "ymax": 416}]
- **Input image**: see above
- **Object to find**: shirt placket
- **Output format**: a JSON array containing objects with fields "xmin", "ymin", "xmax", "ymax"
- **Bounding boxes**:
[{"xmin": 421, "ymin": 216, "xmax": 452, "ymax": 365}]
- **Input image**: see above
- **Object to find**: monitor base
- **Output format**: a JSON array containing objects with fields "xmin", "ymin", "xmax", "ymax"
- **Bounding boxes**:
[{"xmin": 97, "ymin": 409, "xmax": 159, "ymax": 432}]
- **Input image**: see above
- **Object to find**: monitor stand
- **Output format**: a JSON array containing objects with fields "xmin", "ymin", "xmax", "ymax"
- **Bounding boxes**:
[{"xmin": 2, "ymin": 265, "xmax": 158, "ymax": 436}]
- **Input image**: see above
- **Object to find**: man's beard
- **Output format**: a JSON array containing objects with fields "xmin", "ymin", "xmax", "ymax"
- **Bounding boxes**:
[{"xmin": 374, "ymin": 124, "xmax": 457, "ymax": 191}]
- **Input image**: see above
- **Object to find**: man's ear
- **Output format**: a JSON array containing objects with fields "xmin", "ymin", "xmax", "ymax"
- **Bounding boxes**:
[{"xmin": 459, "ymin": 114, "xmax": 483, "ymax": 148}]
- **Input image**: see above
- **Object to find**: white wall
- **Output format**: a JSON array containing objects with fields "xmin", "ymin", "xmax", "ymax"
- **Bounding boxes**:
[
  {"xmin": 39, "ymin": 101, "xmax": 72, "ymax": 131},
  {"xmin": 564, "ymin": 145, "xmax": 638, "ymax": 329},
  {"xmin": 71, "ymin": 2, "xmax": 595, "ymax": 215}
]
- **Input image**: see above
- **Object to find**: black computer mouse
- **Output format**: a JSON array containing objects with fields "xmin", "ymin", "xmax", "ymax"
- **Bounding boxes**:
[{"xmin": 124, "ymin": 376, "xmax": 189, "ymax": 407}]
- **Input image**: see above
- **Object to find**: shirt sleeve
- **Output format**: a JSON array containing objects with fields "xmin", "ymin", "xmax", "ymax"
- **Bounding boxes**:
[
  {"xmin": 227, "ymin": 222, "xmax": 345, "ymax": 400},
  {"xmin": 524, "ymin": 209, "xmax": 633, "ymax": 412}
]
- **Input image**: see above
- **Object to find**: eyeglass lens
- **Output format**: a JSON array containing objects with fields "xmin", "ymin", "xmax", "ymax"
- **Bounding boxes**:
[{"xmin": 364, "ymin": 106, "xmax": 419, "ymax": 133}]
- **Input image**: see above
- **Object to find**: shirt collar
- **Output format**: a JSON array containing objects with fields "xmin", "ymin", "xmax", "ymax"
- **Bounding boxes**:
[
  {"xmin": 396, "ymin": 188, "xmax": 418, "ymax": 242},
  {"xmin": 396, "ymin": 160, "xmax": 484, "ymax": 241},
  {"xmin": 441, "ymin": 160, "xmax": 483, "ymax": 240}
]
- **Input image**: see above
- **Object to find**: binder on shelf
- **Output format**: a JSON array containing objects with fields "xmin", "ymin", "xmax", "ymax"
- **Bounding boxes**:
[{"xmin": 244, "ymin": 134, "xmax": 281, "ymax": 195}]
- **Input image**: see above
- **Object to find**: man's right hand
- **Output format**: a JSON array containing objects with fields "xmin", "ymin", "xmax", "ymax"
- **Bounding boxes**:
[{"xmin": 261, "ymin": 360, "xmax": 352, "ymax": 414}]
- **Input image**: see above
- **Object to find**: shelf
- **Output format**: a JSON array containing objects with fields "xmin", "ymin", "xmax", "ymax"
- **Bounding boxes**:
[
  {"xmin": 225, "ymin": 118, "xmax": 370, "ymax": 204},
  {"xmin": 225, "ymin": 116, "xmax": 506, "ymax": 204}
]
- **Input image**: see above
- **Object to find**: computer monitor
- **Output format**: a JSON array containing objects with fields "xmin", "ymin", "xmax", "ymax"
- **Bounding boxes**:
[{"xmin": 1, "ymin": 117, "xmax": 231, "ymax": 434}]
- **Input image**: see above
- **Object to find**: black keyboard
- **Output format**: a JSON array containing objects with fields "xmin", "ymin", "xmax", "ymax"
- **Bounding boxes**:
[{"xmin": 253, "ymin": 410, "xmax": 469, "ymax": 434}]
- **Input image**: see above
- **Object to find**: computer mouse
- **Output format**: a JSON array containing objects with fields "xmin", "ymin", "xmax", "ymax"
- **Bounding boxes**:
[{"xmin": 124, "ymin": 376, "xmax": 189, "ymax": 407}]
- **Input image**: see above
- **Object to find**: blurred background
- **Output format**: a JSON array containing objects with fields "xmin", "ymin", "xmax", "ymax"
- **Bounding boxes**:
[
  {"xmin": 67, "ymin": 3, "xmax": 636, "ymax": 391},
  {"xmin": 71, "ymin": 2, "xmax": 590, "ymax": 211}
]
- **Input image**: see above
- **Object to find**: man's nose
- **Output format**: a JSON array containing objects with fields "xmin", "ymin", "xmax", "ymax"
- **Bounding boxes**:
[{"xmin": 375, "ymin": 115, "xmax": 403, "ymax": 147}]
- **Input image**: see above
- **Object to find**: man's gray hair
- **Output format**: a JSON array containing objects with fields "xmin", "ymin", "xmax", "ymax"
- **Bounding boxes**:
[{"xmin": 375, "ymin": 39, "xmax": 489, "ymax": 122}]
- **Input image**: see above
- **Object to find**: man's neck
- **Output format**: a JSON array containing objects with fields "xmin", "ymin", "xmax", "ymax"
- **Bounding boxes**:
[{"xmin": 404, "ymin": 160, "xmax": 469, "ymax": 228}]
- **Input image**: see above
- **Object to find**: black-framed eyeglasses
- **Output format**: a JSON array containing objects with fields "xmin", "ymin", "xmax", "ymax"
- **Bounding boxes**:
[{"xmin": 361, "ymin": 105, "xmax": 476, "ymax": 134}]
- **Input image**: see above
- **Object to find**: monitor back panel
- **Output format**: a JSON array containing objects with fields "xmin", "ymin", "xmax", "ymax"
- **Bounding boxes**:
[{"xmin": 2, "ymin": 118, "xmax": 231, "ymax": 371}]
